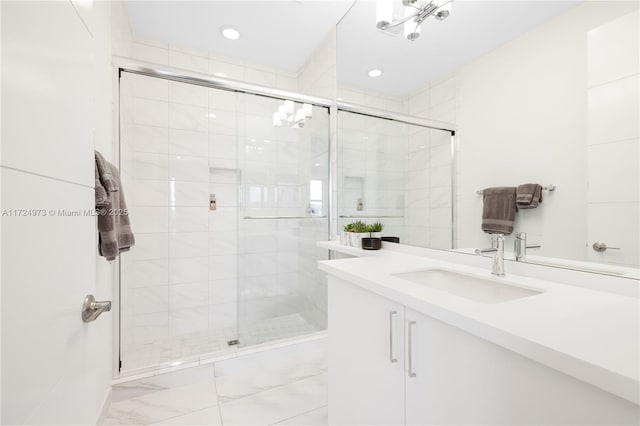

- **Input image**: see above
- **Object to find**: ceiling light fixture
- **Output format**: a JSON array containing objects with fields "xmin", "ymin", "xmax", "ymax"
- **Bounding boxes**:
[
  {"xmin": 376, "ymin": 0, "xmax": 453, "ymax": 42},
  {"xmin": 368, "ymin": 69, "xmax": 383, "ymax": 78},
  {"xmin": 272, "ymin": 100, "xmax": 313, "ymax": 128},
  {"xmin": 219, "ymin": 26, "xmax": 240, "ymax": 40}
]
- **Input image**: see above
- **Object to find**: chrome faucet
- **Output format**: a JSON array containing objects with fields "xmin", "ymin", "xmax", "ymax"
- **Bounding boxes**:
[
  {"xmin": 514, "ymin": 232, "xmax": 541, "ymax": 261},
  {"xmin": 475, "ymin": 233, "xmax": 505, "ymax": 276}
]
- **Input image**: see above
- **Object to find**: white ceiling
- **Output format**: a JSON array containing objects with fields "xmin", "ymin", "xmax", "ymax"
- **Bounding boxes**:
[
  {"xmin": 126, "ymin": 1, "xmax": 582, "ymax": 96},
  {"xmin": 338, "ymin": 1, "xmax": 582, "ymax": 97},
  {"xmin": 125, "ymin": 0, "xmax": 354, "ymax": 72}
]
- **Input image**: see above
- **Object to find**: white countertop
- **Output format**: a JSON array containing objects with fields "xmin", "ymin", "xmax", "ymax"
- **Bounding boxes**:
[{"xmin": 317, "ymin": 241, "xmax": 640, "ymax": 405}]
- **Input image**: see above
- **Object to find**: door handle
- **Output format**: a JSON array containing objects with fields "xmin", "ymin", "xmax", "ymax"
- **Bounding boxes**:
[
  {"xmin": 592, "ymin": 242, "xmax": 621, "ymax": 252},
  {"xmin": 389, "ymin": 311, "xmax": 398, "ymax": 363},
  {"xmin": 408, "ymin": 320, "xmax": 416, "ymax": 378},
  {"xmin": 82, "ymin": 295, "xmax": 111, "ymax": 322}
]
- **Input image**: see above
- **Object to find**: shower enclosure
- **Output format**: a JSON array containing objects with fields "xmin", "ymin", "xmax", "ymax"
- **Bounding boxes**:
[
  {"xmin": 337, "ymin": 110, "xmax": 455, "ymax": 249},
  {"xmin": 118, "ymin": 71, "xmax": 329, "ymax": 374}
]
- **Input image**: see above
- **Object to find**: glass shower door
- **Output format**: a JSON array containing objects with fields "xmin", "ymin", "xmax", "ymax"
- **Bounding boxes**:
[
  {"xmin": 119, "ymin": 72, "xmax": 240, "ymax": 373},
  {"xmin": 236, "ymin": 93, "xmax": 330, "ymax": 347}
]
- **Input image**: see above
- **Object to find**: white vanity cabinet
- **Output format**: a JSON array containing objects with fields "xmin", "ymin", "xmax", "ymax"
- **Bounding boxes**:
[
  {"xmin": 328, "ymin": 276, "xmax": 639, "ymax": 425},
  {"xmin": 328, "ymin": 275, "xmax": 406, "ymax": 425}
]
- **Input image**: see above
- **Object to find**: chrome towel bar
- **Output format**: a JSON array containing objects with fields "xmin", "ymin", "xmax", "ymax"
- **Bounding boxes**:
[{"xmin": 476, "ymin": 184, "xmax": 556, "ymax": 195}]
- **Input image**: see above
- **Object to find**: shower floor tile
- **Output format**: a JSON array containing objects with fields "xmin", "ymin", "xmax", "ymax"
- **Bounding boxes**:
[{"xmin": 121, "ymin": 314, "xmax": 319, "ymax": 373}]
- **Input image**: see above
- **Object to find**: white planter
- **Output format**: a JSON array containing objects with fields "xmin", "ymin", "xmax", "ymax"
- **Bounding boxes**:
[
  {"xmin": 354, "ymin": 232, "xmax": 369, "ymax": 248},
  {"xmin": 370, "ymin": 232, "xmax": 382, "ymax": 239},
  {"xmin": 340, "ymin": 231, "xmax": 348, "ymax": 245}
]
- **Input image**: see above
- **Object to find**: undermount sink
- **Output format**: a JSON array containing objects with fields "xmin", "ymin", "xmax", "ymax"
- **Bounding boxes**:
[{"xmin": 392, "ymin": 268, "xmax": 543, "ymax": 304}]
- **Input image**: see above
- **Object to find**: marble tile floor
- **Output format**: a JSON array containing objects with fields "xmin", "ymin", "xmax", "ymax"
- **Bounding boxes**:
[
  {"xmin": 121, "ymin": 314, "xmax": 319, "ymax": 373},
  {"xmin": 106, "ymin": 338, "xmax": 328, "ymax": 426}
]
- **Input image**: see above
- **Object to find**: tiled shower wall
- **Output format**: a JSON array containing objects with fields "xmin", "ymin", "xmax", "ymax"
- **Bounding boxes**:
[
  {"xmin": 237, "ymin": 96, "xmax": 329, "ymax": 342},
  {"xmin": 337, "ymin": 110, "xmax": 454, "ymax": 248},
  {"xmin": 119, "ymin": 73, "xmax": 240, "ymax": 361},
  {"xmin": 337, "ymin": 112, "xmax": 408, "ymax": 239},
  {"xmin": 119, "ymin": 72, "xmax": 329, "ymax": 369},
  {"xmin": 404, "ymin": 125, "xmax": 454, "ymax": 249}
]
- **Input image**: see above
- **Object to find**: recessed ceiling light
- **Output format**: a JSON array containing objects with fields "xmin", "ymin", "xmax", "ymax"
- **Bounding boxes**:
[
  {"xmin": 367, "ymin": 69, "xmax": 383, "ymax": 78},
  {"xmin": 220, "ymin": 26, "xmax": 240, "ymax": 40}
]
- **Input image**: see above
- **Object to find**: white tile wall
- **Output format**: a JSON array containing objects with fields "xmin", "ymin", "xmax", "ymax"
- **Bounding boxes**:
[
  {"xmin": 587, "ymin": 10, "xmax": 640, "ymax": 267},
  {"xmin": 587, "ymin": 10, "xmax": 640, "ymax": 88},
  {"xmin": 170, "ymin": 129, "xmax": 209, "ymax": 157},
  {"xmin": 587, "ymin": 139, "xmax": 639, "ymax": 203},
  {"xmin": 123, "ymin": 124, "xmax": 170, "ymax": 154},
  {"xmin": 168, "ymin": 232, "xmax": 206, "ymax": 257}
]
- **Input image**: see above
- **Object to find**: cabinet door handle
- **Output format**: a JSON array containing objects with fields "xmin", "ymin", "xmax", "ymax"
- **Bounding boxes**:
[
  {"xmin": 408, "ymin": 321, "xmax": 417, "ymax": 378},
  {"xmin": 389, "ymin": 310, "xmax": 398, "ymax": 363}
]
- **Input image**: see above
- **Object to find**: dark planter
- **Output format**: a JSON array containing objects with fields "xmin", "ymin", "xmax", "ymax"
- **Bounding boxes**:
[{"xmin": 361, "ymin": 237, "xmax": 382, "ymax": 250}]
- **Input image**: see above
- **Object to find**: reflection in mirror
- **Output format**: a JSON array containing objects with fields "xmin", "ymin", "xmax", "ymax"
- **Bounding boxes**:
[
  {"xmin": 337, "ymin": 110, "xmax": 454, "ymax": 249},
  {"xmin": 337, "ymin": 1, "xmax": 639, "ymax": 277}
]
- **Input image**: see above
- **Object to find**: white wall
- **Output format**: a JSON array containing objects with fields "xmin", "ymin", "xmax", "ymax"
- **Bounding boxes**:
[
  {"xmin": 1, "ymin": 1, "xmax": 114, "ymax": 424},
  {"xmin": 586, "ymin": 10, "xmax": 639, "ymax": 267},
  {"xmin": 407, "ymin": 1, "xmax": 639, "ymax": 261},
  {"xmin": 298, "ymin": 28, "xmax": 337, "ymax": 100}
]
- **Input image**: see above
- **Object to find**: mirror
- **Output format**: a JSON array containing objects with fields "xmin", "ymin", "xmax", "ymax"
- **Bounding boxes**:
[
  {"xmin": 337, "ymin": 0, "xmax": 639, "ymax": 277},
  {"xmin": 337, "ymin": 110, "xmax": 455, "ymax": 249}
]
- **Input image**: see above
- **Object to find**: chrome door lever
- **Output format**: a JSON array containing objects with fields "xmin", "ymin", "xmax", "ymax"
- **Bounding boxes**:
[
  {"xmin": 592, "ymin": 242, "xmax": 621, "ymax": 252},
  {"xmin": 82, "ymin": 295, "xmax": 111, "ymax": 322}
]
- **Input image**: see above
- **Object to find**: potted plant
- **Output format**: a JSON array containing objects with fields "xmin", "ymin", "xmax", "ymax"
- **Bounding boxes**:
[
  {"xmin": 351, "ymin": 220, "xmax": 369, "ymax": 248},
  {"xmin": 341, "ymin": 223, "xmax": 354, "ymax": 245},
  {"xmin": 368, "ymin": 221, "xmax": 383, "ymax": 239}
]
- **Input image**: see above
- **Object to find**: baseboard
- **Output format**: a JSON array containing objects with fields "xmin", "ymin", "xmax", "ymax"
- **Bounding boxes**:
[{"xmin": 96, "ymin": 387, "xmax": 112, "ymax": 425}]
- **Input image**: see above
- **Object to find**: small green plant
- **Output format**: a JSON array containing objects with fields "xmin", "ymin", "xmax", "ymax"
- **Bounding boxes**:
[
  {"xmin": 343, "ymin": 223, "xmax": 355, "ymax": 232},
  {"xmin": 352, "ymin": 220, "xmax": 368, "ymax": 233},
  {"xmin": 367, "ymin": 221, "xmax": 383, "ymax": 233}
]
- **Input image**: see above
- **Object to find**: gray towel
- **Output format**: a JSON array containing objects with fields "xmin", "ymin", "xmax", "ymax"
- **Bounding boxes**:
[
  {"xmin": 95, "ymin": 152, "xmax": 135, "ymax": 261},
  {"xmin": 109, "ymin": 163, "xmax": 135, "ymax": 253},
  {"xmin": 94, "ymin": 165, "xmax": 110, "ymax": 208},
  {"xmin": 516, "ymin": 183, "xmax": 542, "ymax": 209},
  {"xmin": 95, "ymin": 151, "xmax": 118, "ymax": 193},
  {"xmin": 481, "ymin": 187, "xmax": 517, "ymax": 235}
]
